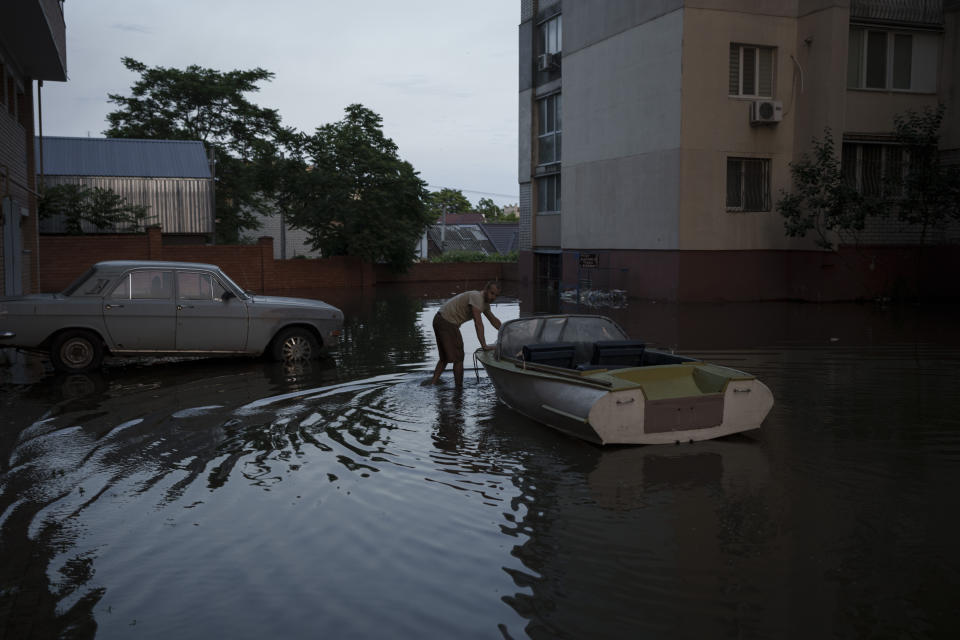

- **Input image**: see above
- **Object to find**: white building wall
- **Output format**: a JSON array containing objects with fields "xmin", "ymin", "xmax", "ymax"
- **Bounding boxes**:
[
  {"xmin": 254, "ymin": 213, "xmax": 321, "ymax": 260},
  {"xmin": 562, "ymin": 8, "xmax": 684, "ymax": 250}
]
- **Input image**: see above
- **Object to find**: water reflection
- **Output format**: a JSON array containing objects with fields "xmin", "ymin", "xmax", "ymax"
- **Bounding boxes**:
[{"xmin": 1, "ymin": 294, "xmax": 959, "ymax": 639}]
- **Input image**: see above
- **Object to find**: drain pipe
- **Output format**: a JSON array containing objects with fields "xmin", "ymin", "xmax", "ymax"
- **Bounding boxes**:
[{"xmin": 37, "ymin": 80, "xmax": 44, "ymax": 189}]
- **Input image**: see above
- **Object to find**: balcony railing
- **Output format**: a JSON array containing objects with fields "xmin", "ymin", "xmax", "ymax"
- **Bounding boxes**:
[{"xmin": 850, "ymin": 0, "xmax": 943, "ymax": 26}]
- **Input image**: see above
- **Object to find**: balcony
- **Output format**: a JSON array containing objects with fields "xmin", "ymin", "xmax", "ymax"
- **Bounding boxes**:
[
  {"xmin": 0, "ymin": 0, "xmax": 67, "ymax": 81},
  {"xmin": 850, "ymin": 0, "xmax": 943, "ymax": 27}
]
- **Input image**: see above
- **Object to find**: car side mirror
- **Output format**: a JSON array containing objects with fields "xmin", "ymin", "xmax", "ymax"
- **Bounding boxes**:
[{"xmin": 222, "ymin": 290, "xmax": 235, "ymax": 301}]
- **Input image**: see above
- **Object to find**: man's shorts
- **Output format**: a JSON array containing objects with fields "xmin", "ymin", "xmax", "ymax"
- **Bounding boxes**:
[{"xmin": 433, "ymin": 312, "xmax": 464, "ymax": 362}]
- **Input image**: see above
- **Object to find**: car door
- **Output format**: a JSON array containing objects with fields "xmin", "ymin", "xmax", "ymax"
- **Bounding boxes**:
[
  {"xmin": 174, "ymin": 270, "xmax": 249, "ymax": 351},
  {"xmin": 103, "ymin": 269, "xmax": 177, "ymax": 350}
]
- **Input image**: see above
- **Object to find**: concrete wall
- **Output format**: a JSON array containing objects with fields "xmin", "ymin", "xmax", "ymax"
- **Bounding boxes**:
[
  {"xmin": 562, "ymin": 8, "xmax": 684, "ymax": 250},
  {"xmin": 944, "ymin": 4, "xmax": 960, "ymax": 155},
  {"xmin": 253, "ymin": 213, "xmax": 321, "ymax": 260},
  {"xmin": 678, "ymin": 8, "xmax": 801, "ymax": 250}
]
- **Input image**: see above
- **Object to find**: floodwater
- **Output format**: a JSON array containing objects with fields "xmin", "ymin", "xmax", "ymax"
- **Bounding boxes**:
[{"xmin": 1, "ymin": 285, "xmax": 959, "ymax": 639}]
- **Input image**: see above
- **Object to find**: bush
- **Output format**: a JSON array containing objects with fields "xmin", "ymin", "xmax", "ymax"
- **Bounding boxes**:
[{"xmin": 430, "ymin": 250, "xmax": 517, "ymax": 263}]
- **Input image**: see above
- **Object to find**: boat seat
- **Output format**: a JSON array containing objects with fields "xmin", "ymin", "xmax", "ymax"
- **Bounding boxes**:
[
  {"xmin": 590, "ymin": 340, "xmax": 646, "ymax": 369},
  {"xmin": 522, "ymin": 342, "xmax": 577, "ymax": 369}
]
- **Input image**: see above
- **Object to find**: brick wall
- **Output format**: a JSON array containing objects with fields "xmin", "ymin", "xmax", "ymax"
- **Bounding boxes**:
[
  {"xmin": 374, "ymin": 262, "xmax": 509, "ymax": 284},
  {"xmin": 37, "ymin": 228, "xmax": 519, "ymax": 294}
]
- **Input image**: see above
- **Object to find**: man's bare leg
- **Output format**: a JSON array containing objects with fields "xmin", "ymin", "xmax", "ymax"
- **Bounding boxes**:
[
  {"xmin": 453, "ymin": 361, "xmax": 464, "ymax": 387},
  {"xmin": 426, "ymin": 359, "xmax": 448, "ymax": 385}
]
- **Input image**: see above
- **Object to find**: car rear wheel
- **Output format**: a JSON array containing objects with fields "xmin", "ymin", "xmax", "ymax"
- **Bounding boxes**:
[
  {"xmin": 271, "ymin": 327, "xmax": 320, "ymax": 362},
  {"xmin": 50, "ymin": 330, "xmax": 104, "ymax": 373}
]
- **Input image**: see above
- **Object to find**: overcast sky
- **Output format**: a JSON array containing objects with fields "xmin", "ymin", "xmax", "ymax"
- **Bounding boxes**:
[{"xmin": 37, "ymin": 0, "xmax": 520, "ymax": 207}]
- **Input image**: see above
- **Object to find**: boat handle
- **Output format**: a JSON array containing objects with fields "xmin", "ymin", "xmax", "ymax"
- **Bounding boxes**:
[
  {"xmin": 733, "ymin": 387, "xmax": 751, "ymax": 393},
  {"xmin": 616, "ymin": 398, "xmax": 635, "ymax": 405}
]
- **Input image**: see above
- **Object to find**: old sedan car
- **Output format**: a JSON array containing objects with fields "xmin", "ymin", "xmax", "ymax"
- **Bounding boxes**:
[{"xmin": 0, "ymin": 260, "xmax": 344, "ymax": 372}]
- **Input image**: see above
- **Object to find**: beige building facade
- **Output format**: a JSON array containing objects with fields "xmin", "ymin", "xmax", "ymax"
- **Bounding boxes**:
[{"xmin": 518, "ymin": 0, "xmax": 959, "ymax": 301}]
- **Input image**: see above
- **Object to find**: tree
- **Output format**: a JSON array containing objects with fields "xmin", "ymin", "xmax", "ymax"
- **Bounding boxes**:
[
  {"xmin": 39, "ymin": 183, "xmax": 151, "ymax": 234},
  {"xmin": 426, "ymin": 188, "xmax": 471, "ymax": 220},
  {"xmin": 776, "ymin": 128, "xmax": 880, "ymax": 249},
  {"xmin": 104, "ymin": 57, "xmax": 288, "ymax": 243},
  {"xmin": 475, "ymin": 197, "xmax": 502, "ymax": 219},
  {"xmin": 277, "ymin": 104, "xmax": 432, "ymax": 271},
  {"xmin": 892, "ymin": 104, "xmax": 960, "ymax": 245}
]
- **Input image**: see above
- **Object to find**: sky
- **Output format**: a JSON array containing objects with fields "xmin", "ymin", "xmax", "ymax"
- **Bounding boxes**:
[{"xmin": 36, "ymin": 0, "xmax": 521, "ymax": 207}]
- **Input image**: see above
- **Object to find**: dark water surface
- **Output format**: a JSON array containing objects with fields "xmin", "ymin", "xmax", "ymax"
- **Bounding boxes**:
[{"xmin": 1, "ymin": 287, "xmax": 958, "ymax": 639}]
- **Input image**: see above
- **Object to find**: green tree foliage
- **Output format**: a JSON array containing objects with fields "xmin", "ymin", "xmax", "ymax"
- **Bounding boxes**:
[
  {"xmin": 429, "ymin": 250, "xmax": 517, "ymax": 263},
  {"xmin": 426, "ymin": 188, "xmax": 472, "ymax": 220},
  {"xmin": 776, "ymin": 128, "xmax": 878, "ymax": 249},
  {"xmin": 277, "ymin": 104, "xmax": 432, "ymax": 272},
  {"xmin": 892, "ymin": 104, "xmax": 960, "ymax": 244},
  {"xmin": 475, "ymin": 197, "xmax": 501, "ymax": 218},
  {"xmin": 39, "ymin": 183, "xmax": 151, "ymax": 234},
  {"xmin": 104, "ymin": 57, "xmax": 288, "ymax": 243}
]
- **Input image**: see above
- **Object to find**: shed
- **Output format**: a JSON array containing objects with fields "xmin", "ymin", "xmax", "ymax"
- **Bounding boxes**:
[{"xmin": 35, "ymin": 136, "xmax": 214, "ymax": 236}]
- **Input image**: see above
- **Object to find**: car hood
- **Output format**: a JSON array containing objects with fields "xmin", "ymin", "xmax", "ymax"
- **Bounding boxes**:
[{"xmin": 248, "ymin": 295, "xmax": 343, "ymax": 315}]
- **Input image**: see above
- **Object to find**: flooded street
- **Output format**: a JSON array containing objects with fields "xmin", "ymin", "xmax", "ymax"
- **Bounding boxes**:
[{"xmin": 2, "ymin": 286, "xmax": 959, "ymax": 639}]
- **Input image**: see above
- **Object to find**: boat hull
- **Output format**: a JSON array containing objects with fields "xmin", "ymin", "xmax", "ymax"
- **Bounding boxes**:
[{"xmin": 478, "ymin": 351, "xmax": 774, "ymax": 446}]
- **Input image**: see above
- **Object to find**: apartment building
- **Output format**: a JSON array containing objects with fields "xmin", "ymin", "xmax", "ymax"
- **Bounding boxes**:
[
  {"xmin": 518, "ymin": 0, "xmax": 959, "ymax": 301},
  {"xmin": 0, "ymin": 0, "xmax": 67, "ymax": 295}
]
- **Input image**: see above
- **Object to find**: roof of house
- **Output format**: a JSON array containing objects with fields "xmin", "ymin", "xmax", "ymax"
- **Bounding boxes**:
[
  {"xmin": 440, "ymin": 212, "xmax": 485, "ymax": 224},
  {"xmin": 480, "ymin": 223, "xmax": 519, "ymax": 254},
  {"xmin": 427, "ymin": 224, "xmax": 498, "ymax": 254},
  {"xmin": 35, "ymin": 136, "xmax": 211, "ymax": 178}
]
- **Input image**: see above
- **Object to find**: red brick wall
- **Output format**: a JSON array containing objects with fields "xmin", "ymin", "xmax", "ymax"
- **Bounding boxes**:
[
  {"xmin": 37, "ymin": 230, "xmax": 519, "ymax": 294},
  {"xmin": 39, "ymin": 232, "xmax": 153, "ymax": 291},
  {"xmin": 374, "ymin": 262, "xmax": 508, "ymax": 284},
  {"xmin": 524, "ymin": 247, "xmax": 960, "ymax": 302}
]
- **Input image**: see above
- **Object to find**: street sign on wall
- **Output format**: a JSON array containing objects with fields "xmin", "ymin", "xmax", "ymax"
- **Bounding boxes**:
[{"xmin": 578, "ymin": 253, "xmax": 598, "ymax": 269}]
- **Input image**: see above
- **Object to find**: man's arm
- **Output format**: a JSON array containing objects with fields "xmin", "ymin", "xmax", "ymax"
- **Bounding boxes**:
[
  {"xmin": 473, "ymin": 306, "xmax": 494, "ymax": 349},
  {"xmin": 483, "ymin": 308, "xmax": 502, "ymax": 330}
]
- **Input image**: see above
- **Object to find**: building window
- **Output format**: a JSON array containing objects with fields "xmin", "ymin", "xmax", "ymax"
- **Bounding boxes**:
[
  {"xmin": 537, "ymin": 174, "xmax": 561, "ymax": 213},
  {"xmin": 538, "ymin": 14, "xmax": 562, "ymax": 55},
  {"xmin": 726, "ymin": 158, "xmax": 770, "ymax": 211},
  {"xmin": 847, "ymin": 28, "xmax": 938, "ymax": 92},
  {"xmin": 842, "ymin": 142, "xmax": 905, "ymax": 197},
  {"xmin": 538, "ymin": 94, "xmax": 562, "ymax": 165},
  {"xmin": 536, "ymin": 253, "xmax": 561, "ymax": 293},
  {"xmin": 729, "ymin": 44, "xmax": 774, "ymax": 98}
]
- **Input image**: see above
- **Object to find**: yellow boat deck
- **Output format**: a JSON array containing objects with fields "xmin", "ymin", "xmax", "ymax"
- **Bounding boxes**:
[{"xmin": 585, "ymin": 362, "xmax": 755, "ymax": 400}]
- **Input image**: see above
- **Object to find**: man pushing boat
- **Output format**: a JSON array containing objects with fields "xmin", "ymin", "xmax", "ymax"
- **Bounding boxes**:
[{"xmin": 424, "ymin": 282, "xmax": 502, "ymax": 387}]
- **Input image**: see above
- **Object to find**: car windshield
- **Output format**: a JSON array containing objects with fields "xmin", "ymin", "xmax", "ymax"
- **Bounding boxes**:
[
  {"xmin": 497, "ymin": 315, "xmax": 628, "ymax": 362},
  {"xmin": 216, "ymin": 269, "xmax": 249, "ymax": 300},
  {"xmin": 62, "ymin": 267, "xmax": 114, "ymax": 297}
]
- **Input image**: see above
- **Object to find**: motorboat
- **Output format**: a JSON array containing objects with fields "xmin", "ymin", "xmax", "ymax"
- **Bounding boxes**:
[{"xmin": 476, "ymin": 314, "xmax": 774, "ymax": 445}]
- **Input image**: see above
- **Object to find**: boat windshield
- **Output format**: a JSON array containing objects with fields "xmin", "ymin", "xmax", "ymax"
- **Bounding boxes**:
[{"xmin": 497, "ymin": 315, "xmax": 628, "ymax": 361}]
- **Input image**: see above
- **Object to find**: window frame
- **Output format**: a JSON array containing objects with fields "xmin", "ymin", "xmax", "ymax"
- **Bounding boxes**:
[
  {"xmin": 841, "ymin": 141, "xmax": 907, "ymax": 197},
  {"xmin": 726, "ymin": 157, "xmax": 771, "ymax": 213},
  {"xmin": 847, "ymin": 27, "xmax": 934, "ymax": 92},
  {"xmin": 729, "ymin": 43, "xmax": 775, "ymax": 99},
  {"xmin": 537, "ymin": 93, "xmax": 562, "ymax": 166},
  {"xmin": 176, "ymin": 270, "xmax": 229, "ymax": 302},
  {"xmin": 110, "ymin": 269, "xmax": 174, "ymax": 300},
  {"xmin": 538, "ymin": 14, "xmax": 562, "ymax": 56},
  {"xmin": 537, "ymin": 173, "xmax": 562, "ymax": 214}
]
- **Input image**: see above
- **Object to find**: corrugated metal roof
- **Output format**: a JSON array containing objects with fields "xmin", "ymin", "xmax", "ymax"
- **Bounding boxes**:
[
  {"xmin": 427, "ymin": 224, "xmax": 498, "ymax": 254},
  {"xmin": 35, "ymin": 136, "xmax": 212, "ymax": 178},
  {"xmin": 480, "ymin": 223, "xmax": 519, "ymax": 254}
]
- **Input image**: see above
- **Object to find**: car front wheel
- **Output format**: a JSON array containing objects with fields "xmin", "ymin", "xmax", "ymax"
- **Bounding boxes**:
[
  {"xmin": 271, "ymin": 328, "xmax": 320, "ymax": 362},
  {"xmin": 50, "ymin": 330, "xmax": 104, "ymax": 373}
]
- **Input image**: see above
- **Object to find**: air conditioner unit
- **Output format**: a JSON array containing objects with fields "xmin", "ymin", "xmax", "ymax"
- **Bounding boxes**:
[
  {"xmin": 537, "ymin": 53, "xmax": 556, "ymax": 71},
  {"xmin": 750, "ymin": 100, "xmax": 783, "ymax": 125}
]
